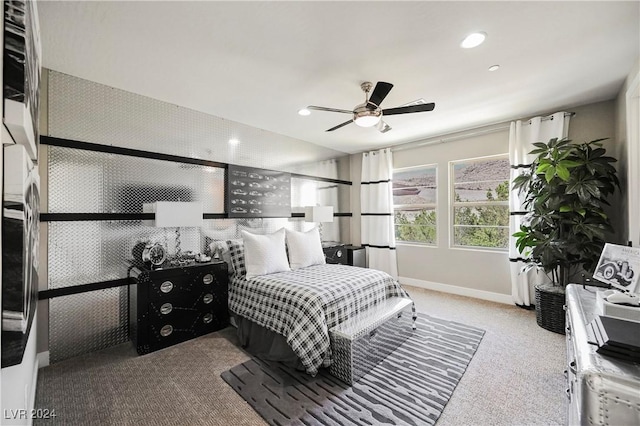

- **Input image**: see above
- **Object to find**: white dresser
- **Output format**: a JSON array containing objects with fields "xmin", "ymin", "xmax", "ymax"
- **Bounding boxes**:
[{"xmin": 565, "ymin": 284, "xmax": 640, "ymax": 425}]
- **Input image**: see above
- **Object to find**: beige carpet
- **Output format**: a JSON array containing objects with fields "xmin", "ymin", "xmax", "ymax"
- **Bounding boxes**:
[{"xmin": 34, "ymin": 286, "xmax": 565, "ymax": 426}]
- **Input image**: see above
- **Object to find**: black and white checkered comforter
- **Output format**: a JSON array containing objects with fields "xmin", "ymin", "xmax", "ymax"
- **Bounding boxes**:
[{"xmin": 229, "ymin": 263, "xmax": 412, "ymax": 376}]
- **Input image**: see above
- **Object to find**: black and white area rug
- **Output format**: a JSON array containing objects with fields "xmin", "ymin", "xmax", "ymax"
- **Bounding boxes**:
[{"xmin": 221, "ymin": 315, "xmax": 484, "ymax": 426}]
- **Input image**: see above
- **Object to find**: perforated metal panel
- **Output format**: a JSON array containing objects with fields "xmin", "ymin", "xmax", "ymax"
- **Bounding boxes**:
[
  {"xmin": 47, "ymin": 71, "xmax": 345, "ymax": 171},
  {"xmin": 45, "ymin": 71, "xmax": 350, "ymax": 363},
  {"xmin": 49, "ymin": 287, "xmax": 128, "ymax": 363},
  {"xmin": 48, "ymin": 146, "xmax": 225, "ymax": 214}
]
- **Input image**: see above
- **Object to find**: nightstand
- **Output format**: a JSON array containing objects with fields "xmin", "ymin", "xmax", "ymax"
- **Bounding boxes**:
[
  {"xmin": 322, "ymin": 242, "xmax": 366, "ymax": 267},
  {"xmin": 129, "ymin": 261, "xmax": 229, "ymax": 355}
]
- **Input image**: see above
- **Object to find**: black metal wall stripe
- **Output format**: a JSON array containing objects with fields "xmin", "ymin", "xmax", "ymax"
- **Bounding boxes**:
[
  {"xmin": 362, "ymin": 244, "xmax": 397, "ymax": 250},
  {"xmin": 41, "ymin": 212, "xmax": 352, "ymax": 222},
  {"xmin": 509, "ymin": 257, "xmax": 531, "ymax": 263},
  {"xmin": 361, "ymin": 213, "xmax": 393, "ymax": 216},
  {"xmin": 291, "ymin": 212, "xmax": 353, "ymax": 218},
  {"xmin": 290, "ymin": 172, "xmax": 352, "ymax": 186},
  {"xmin": 510, "ymin": 163, "xmax": 532, "ymax": 169},
  {"xmin": 361, "ymin": 179, "xmax": 391, "ymax": 185},
  {"xmin": 509, "ymin": 211, "xmax": 527, "ymax": 216},
  {"xmin": 42, "ymin": 136, "xmax": 228, "ymax": 169},
  {"xmin": 38, "ymin": 278, "xmax": 130, "ymax": 300},
  {"xmin": 42, "ymin": 136, "xmax": 352, "ymax": 185},
  {"xmin": 40, "ymin": 212, "xmax": 156, "ymax": 222}
]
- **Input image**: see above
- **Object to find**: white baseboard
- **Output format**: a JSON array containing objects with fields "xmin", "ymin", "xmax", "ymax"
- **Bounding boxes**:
[
  {"xmin": 399, "ymin": 276, "xmax": 513, "ymax": 305},
  {"xmin": 37, "ymin": 351, "xmax": 50, "ymax": 369}
]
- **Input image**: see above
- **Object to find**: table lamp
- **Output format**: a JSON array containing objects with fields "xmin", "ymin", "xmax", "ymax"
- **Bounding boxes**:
[
  {"xmin": 144, "ymin": 201, "xmax": 203, "ymax": 262},
  {"xmin": 304, "ymin": 205, "xmax": 334, "ymax": 242}
]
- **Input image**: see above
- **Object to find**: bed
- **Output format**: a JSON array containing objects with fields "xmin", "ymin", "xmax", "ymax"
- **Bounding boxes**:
[{"xmin": 223, "ymin": 237, "xmax": 414, "ymax": 376}]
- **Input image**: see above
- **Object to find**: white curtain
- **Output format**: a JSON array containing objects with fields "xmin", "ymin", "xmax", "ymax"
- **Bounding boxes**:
[
  {"xmin": 509, "ymin": 112, "xmax": 571, "ymax": 306},
  {"xmin": 361, "ymin": 148, "xmax": 398, "ymax": 279}
]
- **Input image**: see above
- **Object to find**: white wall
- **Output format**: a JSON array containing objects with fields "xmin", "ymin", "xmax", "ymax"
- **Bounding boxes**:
[{"xmin": 615, "ymin": 58, "xmax": 640, "ymax": 246}]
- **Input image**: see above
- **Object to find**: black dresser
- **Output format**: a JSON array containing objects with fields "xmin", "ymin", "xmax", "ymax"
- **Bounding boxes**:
[{"xmin": 129, "ymin": 261, "xmax": 229, "ymax": 355}]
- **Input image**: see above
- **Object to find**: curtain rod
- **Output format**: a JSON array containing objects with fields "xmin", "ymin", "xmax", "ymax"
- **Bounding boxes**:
[{"xmin": 391, "ymin": 112, "xmax": 575, "ymax": 152}]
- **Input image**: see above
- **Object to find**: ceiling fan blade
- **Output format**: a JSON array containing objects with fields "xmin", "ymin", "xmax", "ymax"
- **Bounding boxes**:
[
  {"xmin": 368, "ymin": 82, "xmax": 394, "ymax": 108},
  {"xmin": 307, "ymin": 105, "xmax": 353, "ymax": 114},
  {"xmin": 382, "ymin": 103, "xmax": 435, "ymax": 116},
  {"xmin": 326, "ymin": 120, "xmax": 353, "ymax": 132}
]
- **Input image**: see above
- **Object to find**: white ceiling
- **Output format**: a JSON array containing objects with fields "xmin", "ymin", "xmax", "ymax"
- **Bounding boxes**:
[{"xmin": 37, "ymin": 1, "xmax": 639, "ymax": 155}]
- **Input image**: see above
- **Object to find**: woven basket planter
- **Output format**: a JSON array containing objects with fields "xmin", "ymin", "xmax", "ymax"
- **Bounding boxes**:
[{"xmin": 535, "ymin": 283, "xmax": 566, "ymax": 334}]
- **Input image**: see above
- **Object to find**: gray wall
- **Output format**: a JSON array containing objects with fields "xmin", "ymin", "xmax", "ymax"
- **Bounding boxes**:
[{"xmin": 350, "ymin": 100, "xmax": 622, "ymax": 300}]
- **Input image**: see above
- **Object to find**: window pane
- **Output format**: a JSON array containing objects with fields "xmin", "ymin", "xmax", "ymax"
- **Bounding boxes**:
[
  {"xmin": 454, "ymin": 180, "xmax": 509, "ymax": 202},
  {"xmin": 394, "ymin": 209, "xmax": 436, "ymax": 244},
  {"xmin": 393, "ymin": 186, "xmax": 436, "ymax": 205},
  {"xmin": 393, "ymin": 166, "xmax": 436, "ymax": 205},
  {"xmin": 454, "ymin": 205, "xmax": 509, "ymax": 227},
  {"xmin": 453, "ymin": 226, "xmax": 509, "ymax": 248},
  {"xmin": 453, "ymin": 157, "xmax": 510, "ymax": 183}
]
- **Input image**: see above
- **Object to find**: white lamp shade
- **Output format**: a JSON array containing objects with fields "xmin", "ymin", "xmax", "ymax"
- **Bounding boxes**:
[
  {"xmin": 304, "ymin": 205, "xmax": 334, "ymax": 223},
  {"xmin": 144, "ymin": 201, "xmax": 203, "ymax": 227}
]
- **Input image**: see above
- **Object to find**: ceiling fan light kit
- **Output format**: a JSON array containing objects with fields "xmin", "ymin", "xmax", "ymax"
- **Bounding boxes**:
[{"xmin": 305, "ymin": 81, "xmax": 435, "ymax": 133}]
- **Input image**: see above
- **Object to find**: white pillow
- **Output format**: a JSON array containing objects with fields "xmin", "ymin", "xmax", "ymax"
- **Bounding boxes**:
[
  {"xmin": 241, "ymin": 228, "xmax": 291, "ymax": 279},
  {"xmin": 286, "ymin": 228, "xmax": 326, "ymax": 270}
]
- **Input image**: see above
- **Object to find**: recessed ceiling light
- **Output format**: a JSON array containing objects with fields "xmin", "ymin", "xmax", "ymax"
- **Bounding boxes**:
[
  {"xmin": 488, "ymin": 65, "xmax": 500, "ymax": 72},
  {"xmin": 298, "ymin": 108, "xmax": 311, "ymax": 116},
  {"xmin": 461, "ymin": 32, "xmax": 486, "ymax": 49},
  {"xmin": 228, "ymin": 138, "xmax": 239, "ymax": 145}
]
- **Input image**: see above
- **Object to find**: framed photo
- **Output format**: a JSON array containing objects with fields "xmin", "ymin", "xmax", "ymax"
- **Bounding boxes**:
[
  {"xmin": 3, "ymin": 0, "xmax": 41, "ymax": 160},
  {"xmin": 593, "ymin": 243, "xmax": 640, "ymax": 293},
  {"xmin": 227, "ymin": 165, "xmax": 291, "ymax": 218}
]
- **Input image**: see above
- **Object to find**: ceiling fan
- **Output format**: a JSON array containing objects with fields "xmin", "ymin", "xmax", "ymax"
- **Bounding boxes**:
[{"xmin": 306, "ymin": 81, "xmax": 435, "ymax": 133}]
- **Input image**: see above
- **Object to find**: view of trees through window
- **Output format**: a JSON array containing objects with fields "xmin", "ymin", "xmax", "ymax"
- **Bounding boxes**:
[
  {"xmin": 393, "ymin": 165, "xmax": 437, "ymax": 245},
  {"xmin": 451, "ymin": 155, "xmax": 510, "ymax": 249}
]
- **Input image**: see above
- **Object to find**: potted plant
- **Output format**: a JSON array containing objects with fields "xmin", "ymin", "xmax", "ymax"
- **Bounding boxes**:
[{"xmin": 512, "ymin": 137, "xmax": 619, "ymax": 333}]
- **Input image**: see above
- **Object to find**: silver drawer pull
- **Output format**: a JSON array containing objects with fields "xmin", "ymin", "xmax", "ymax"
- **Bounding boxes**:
[
  {"xmin": 160, "ymin": 325, "xmax": 173, "ymax": 337},
  {"xmin": 203, "ymin": 294, "xmax": 213, "ymax": 304},
  {"xmin": 203, "ymin": 274, "xmax": 214, "ymax": 285},
  {"xmin": 203, "ymin": 313, "xmax": 213, "ymax": 324},
  {"xmin": 160, "ymin": 303, "xmax": 173, "ymax": 315},
  {"xmin": 160, "ymin": 281, "xmax": 174, "ymax": 293}
]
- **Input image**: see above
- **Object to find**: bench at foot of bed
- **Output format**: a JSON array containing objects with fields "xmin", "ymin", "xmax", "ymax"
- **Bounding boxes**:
[{"xmin": 329, "ymin": 297, "xmax": 414, "ymax": 385}]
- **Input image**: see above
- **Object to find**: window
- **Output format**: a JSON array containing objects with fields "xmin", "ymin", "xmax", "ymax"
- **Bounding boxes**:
[
  {"xmin": 451, "ymin": 155, "xmax": 510, "ymax": 249},
  {"xmin": 393, "ymin": 165, "xmax": 437, "ymax": 245}
]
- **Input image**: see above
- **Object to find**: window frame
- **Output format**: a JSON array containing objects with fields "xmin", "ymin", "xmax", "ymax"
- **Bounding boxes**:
[
  {"xmin": 392, "ymin": 163, "xmax": 438, "ymax": 246},
  {"xmin": 449, "ymin": 153, "xmax": 510, "ymax": 251}
]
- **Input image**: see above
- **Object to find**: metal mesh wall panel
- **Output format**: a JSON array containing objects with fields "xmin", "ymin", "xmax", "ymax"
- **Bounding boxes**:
[
  {"xmin": 45, "ymin": 71, "xmax": 351, "ymax": 363},
  {"xmin": 47, "ymin": 71, "xmax": 345, "ymax": 172},
  {"xmin": 48, "ymin": 146, "xmax": 225, "ymax": 214},
  {"xmin": 49, "ymin": 287, "xmax": 128, "ymax": 363}
]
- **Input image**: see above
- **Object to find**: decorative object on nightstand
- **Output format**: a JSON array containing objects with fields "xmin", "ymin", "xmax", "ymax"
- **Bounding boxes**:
[
  {"xmin": 129, "ymin": 261, "xmax": 229, "ymax": 355},
  {"xmin": 305, "ymin": 205, "xmax": 334, "ymax": 242},
  {"xmin": 143, "ymin": 201, "xmax": 203, "ymax": 264},
  {"xmin": 322, "ymin": 242, "xmax": 365, "ymax": 267}
]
